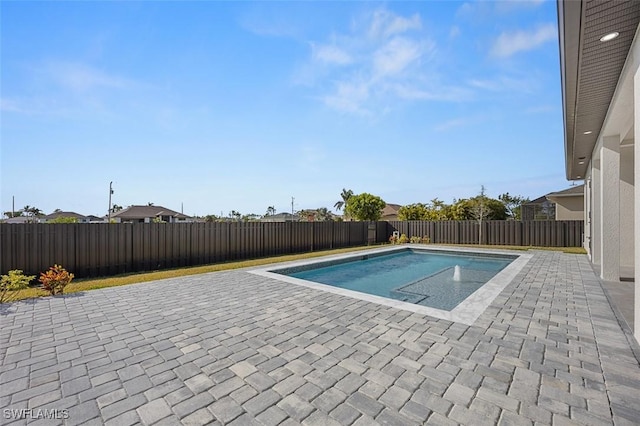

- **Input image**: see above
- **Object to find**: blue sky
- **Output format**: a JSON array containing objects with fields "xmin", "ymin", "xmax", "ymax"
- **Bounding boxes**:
[{"xmin": 1, "ymin": 1, "xmax": 569, "ymax": 218}]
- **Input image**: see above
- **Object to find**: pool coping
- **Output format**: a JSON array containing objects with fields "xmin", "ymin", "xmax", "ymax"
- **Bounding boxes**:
[{"xmin": 248, "ymin": 245, "xmax": 533, "ymax": 326}]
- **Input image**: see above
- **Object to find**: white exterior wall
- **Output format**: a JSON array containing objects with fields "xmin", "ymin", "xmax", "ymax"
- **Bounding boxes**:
[
  {"xmin": 620, "ymin": 145, "xmax": 635, "ymax": 270},
  {"xmin": 600, "ymin": 136, "xmax": 621, "ymax": 281},
  {"xmin": 584, "ymin": 176, "xmax": 591, "ymax": 254},
  {"xmin": 591, "ymin": 160, "xmax": 601, "ymax": 267},
  {"xmin": 635, "ymin": 65, "xmax": 640, "ymax": 342}
]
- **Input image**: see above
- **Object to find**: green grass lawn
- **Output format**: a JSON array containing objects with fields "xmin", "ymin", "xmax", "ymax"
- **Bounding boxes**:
[{"xmin": 3, "ymin": 243, "xmax": 586, "ymax": 303}]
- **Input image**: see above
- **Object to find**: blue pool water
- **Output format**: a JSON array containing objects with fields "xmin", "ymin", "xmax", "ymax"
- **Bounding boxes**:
[{"xmin": 274, "ymin": 249, "xmax": 514, "ymax": 311}]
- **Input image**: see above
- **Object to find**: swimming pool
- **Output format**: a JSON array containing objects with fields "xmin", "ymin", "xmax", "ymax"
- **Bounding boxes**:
[
  {"xmin": 250, "ymin": 246, "xmax": 532, "ymax": 325},
  {"xmin": 274, "ymin": 249, "xmax": 514, "ymax": 311}
]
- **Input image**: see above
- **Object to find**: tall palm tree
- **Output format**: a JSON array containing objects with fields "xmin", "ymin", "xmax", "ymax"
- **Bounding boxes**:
[{"xmin": 334, "ymin": 188, "xmax": 353, "ymax": 212}]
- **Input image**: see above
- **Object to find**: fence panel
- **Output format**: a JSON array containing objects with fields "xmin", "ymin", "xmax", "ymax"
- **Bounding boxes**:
[{"xmin": 0, "ymin": 220, "xmax": 583, "ymax": 278}]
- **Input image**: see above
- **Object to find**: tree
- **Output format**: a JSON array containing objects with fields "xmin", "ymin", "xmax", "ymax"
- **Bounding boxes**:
[
  {"xmin": 334, "ymin": 188, "xmax": 353, "ymax": 212},
  {"xmin": 315, "ymin": 207, "xmax": 333, "ymax": 221},
  {"xmin": 498, "ymin": 193, "xmax": 529, "ymax": 220},
  {"xmin": 265, "ymin": 206, "xmax": 276, "ymax": 216},
  {"xmin": 204, "ymin": 214, "xmax": 220, "ymax": 222},
  {"xmin": 298, "ymin": 207, "xmax": 334, "ymax": 222},
  {"xmin": 467, "ymin": 186, "xmax": 506, "ymax": 243},
  {"xmin": 344, "ymin": 193, "xmax": 386, "ymax": 221},
  {"xmin": 398, "ymin": 203, "xmax": 429, "ymax": 221},
  {"xmin": 3, "ymin": 211, "xmax": 23, "ymax": 218},
  {"xmin": 111, "ymin": 204, "xmax": 123, "ymax": 213},
  {"xmin": 22, "ymin": 205, "xmax": 43, "ymax": 223},
  {"xmin": 48, "ymin": 216, "xmax": 78, "ymax": 224},
  {"xmin": 471, "ymin": 186, "xmax": 488, "ymax": 244}
]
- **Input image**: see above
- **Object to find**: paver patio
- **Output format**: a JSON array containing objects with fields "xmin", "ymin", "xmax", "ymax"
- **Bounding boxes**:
[{"xmin": 1, "ymin": 248, "xmax": 639, "ymax": 425}]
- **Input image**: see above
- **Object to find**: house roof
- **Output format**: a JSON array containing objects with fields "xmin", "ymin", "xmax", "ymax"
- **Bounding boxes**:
[
  {"xmin": 546, "ymin": 184, "xmax": 585, "ymax": 198},
  {"xmin": 43, "ymin": 211, "xmax": 87, "ymax": 220},
  {"xmin": 111, "ymin": 205, "xmax": 191, "ymax": 219},
  {"xmin": 259, "ymin": 212, "xmax": 300, "ymax": 221},
  {"xmin": 525, "ymin": 184, "xmax": 585, "ymax": 206},
  {"xmin": 4, "ymin": 216, "xmax": 31, "ymax": 224},
  {"xmin": 558, "ymin": 0, "xmax": 640, "ymax": 179},
  {"xmin": 381, "ymin": 203, "xmax": 402, "ymax": 217},
  {"xmin": 523, "ymin": 196, "xmax": 551, "ymax": 206}
]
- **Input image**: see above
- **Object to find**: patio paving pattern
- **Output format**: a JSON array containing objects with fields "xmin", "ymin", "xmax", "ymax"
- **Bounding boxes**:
[{"xmin": 1, "ymin": 249, "xmax": 640, "ymax": 425}]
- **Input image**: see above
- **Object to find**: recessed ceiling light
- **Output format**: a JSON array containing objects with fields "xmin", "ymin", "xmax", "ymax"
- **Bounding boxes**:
[
  {"xmin": 600, "ymin": 32, "xmax": 619, "ymax": 42},
  {"xmin": 576, "ymin": 176, "xmax": 581, "ymax": 178},
  {"xmin": 578, "ymin": 161, "xmax": 585, "ymax": 165},
  {"xmin": 583, "ymin": 131, "xmax": 592, "ymax": 135}
]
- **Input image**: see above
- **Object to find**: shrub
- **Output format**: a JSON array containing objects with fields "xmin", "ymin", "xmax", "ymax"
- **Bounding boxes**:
[
  {"xmin": 39, "ymin": 264, "xmax": 74, "ymax": 296},
  {"xmin": 398, "ymin": 233, "xmax": 409, "ymax": 244},
  {"xmin": 421, "ymin": 236, "xmax": 431, "ymax": 244},
  {"xmin": 409, "ymin": 236, "xmax": 422, "ymax": 244},
  {"xmin": 1, "ymin": 270, "xmax": 35, "ymax": 303},
  {"xmin": 389, "ymin": 234, "xmax": 399, "ymax": 244}
]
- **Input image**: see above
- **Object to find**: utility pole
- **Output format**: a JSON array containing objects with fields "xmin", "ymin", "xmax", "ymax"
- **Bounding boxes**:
[
  {"xmin": 291, "ymin": 196, "xmax": 295, "ymax": 220},
  {"xmin": 12, "ymin": 195, "xmax": 15, "ymax": 218},
  {"xmin": 108, "ymin": 181, "xmax": 114, "ymax": 222}
]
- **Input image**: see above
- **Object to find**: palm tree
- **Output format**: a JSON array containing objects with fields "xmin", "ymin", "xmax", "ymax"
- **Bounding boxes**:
[
  {"xmin": 265, "ymin": 206, "xmax": 276, "ymax": 216},
  {"xmin": 315, "ymin": 207, "xmax": 333, "ymax": 221},
  {"xmin": 22, "ymin": 205, "xmax": 43, "ymax": 223},
  {"xmin": 334, "ymin": 188, "xmax": 353, "ymax": 212}
]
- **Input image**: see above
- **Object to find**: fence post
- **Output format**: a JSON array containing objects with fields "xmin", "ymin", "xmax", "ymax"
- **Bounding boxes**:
[{"xmin": 367, "ymin": 222, "xmax": 376, "ymax": 245}]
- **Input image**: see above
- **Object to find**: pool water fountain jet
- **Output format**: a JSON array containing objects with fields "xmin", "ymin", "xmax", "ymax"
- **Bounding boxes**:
[{"xmin": 453, "ymin": 265, "xmax": 461, "ymax": 282}]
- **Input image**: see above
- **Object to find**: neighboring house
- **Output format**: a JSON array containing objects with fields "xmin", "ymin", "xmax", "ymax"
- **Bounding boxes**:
[
  {"xmin": 521, "ymin": 196, "xmax": 556, "ymax": 221},
  {"xmin": 86, "ymin": 215, "xmax": 106, "ymax": 223},
  {"xmin": 260, "ymin": 212, "xmax": 300, "ymax": 222},
  {"xmin": 381, "ymin": 203, "xmax": 402, "ymax": 221},
  {"xmin": 42, "ymin": 211, "xmax": 90, "ymax": 223},
  {"xmin": 558, "ymin": 0, "xmax": 639, "ymax": 340},
  {"xmin": 522, "ymin": 185, "xmax": 585, "ymax": 221},
  {"xmin": 110, "ymin": 205, "xmax": 193, "ymax": 223},
  {"xmin": 3, "ymin": 216, "xmax": 32, "ymax": 224},
  {"xmin": 545, "ymin": 185, "xmax": 585, "ymax": 221}
]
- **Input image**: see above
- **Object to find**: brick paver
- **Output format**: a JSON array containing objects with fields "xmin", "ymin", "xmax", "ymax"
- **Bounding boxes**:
[{"xmin": 1, "ymin": 249, "xmax": 639, "ymax": 425}]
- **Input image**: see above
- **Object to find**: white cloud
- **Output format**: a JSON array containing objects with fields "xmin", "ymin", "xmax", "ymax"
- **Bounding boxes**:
[
  {"xmin": 491, "ymin": 24, "xmax": 557, "ymax": 57},
  {"xmin": 457, "ymin": 0, "xmax": 546, "ymax": 20},
  {"xmin": 391, "ymin": 83, "xmax": 472, "ymax": 103},
  {"xmin": 372, "ymin": 37, "xmax": 424, "ymax": 78},
  {"xmin": 45, "ymin": 61, "xmax": 131, "ymax": 92},
  {"xmin": 469, "ymin": 75, "xmax": 539, "ymax": 94},
  {"xmin": 312, "ymin": 43, "xmax": 353, "ymax": 65},
  {"xmin": 322, "ymin": 80, "xmax": 371, "ymax": 115},
  {"xmin": 297, "ymin": 7, "xmax": 464, "ymax": 115},
  {"xmin": 368, "ymin": 9, "xmax": 421, "ymax": 39}
]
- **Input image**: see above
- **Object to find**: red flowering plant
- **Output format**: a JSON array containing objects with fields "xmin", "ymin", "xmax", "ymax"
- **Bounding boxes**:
[{"xmin": 39, "ymin": 264, "xmax": 74, "ymax": 295}]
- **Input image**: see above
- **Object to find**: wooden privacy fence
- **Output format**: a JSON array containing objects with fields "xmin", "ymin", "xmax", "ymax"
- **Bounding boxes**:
[
  {"xmin": 0, "ymin": 220, "xmax": 582, "ymax": 278},
  {"xmin": 0, "ymin": 221, "xmax": 388, "ymax": 278},
  {"xmin": 386, "ymin": 220, "xmax": 584, "ymax": 247}
]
